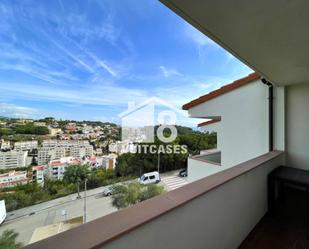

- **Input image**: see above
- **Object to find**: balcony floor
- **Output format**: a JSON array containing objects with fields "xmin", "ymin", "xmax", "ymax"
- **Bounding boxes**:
[{"xmin": 239, "ymin": 187, "xmax": 309, "ymax": 249}]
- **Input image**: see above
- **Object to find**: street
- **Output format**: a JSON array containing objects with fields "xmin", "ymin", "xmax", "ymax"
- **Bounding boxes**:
[{"xmin": 0, "ymin": 171, "xmax": 188, "ymax": 245}]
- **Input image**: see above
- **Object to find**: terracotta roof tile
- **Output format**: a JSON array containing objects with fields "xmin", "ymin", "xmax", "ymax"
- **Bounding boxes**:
[
  {"xmin": 197, "ymin": 119, "xmax": 220, "ymax": 127},
  {"xmin": 183, "ymin": 72, "xmax": 260, "ymax": 110}
]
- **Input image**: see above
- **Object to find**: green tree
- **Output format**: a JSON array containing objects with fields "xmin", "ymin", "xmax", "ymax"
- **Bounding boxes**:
[
  {"xmin": 111, "ymin": 183, "xmax": 164, "ymax": 209},
  {"xmin": 63, "ymin": 165, "xmax": 90, "ymax": 198},
  {"xmin": 0, "ymin": 230, "xmax": 23, "ymax": 249}
]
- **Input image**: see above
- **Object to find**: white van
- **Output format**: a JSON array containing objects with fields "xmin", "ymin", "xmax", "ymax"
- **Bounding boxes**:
[{"xmin": 138, "ymin": 171, "xmax": 160, "ymax": 185}]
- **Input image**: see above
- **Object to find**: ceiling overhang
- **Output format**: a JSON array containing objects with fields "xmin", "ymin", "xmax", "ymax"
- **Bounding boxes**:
[{"xmin": 160, "ymin": 0, "xmax": 309, "ymax": 86}]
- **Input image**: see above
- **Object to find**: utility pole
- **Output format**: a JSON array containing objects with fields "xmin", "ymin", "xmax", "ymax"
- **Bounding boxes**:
[
  {"xmin": 83, "ymin": 179, "xmax": 88, "ymax": 224},
  {"xmin": 157, "ymin": 152, "xmax": 160, "ymax": 173}
]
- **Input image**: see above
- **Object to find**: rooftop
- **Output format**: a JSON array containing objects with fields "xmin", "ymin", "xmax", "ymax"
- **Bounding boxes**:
[{"xmin": 183, "ymin": 72, "xmax": 260, "ymax": 110}]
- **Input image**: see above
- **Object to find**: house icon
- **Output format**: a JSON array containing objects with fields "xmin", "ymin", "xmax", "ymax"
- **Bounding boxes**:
[{"xmin": 119, "ymin": 97, "xmax": 187, "ymax": 143}]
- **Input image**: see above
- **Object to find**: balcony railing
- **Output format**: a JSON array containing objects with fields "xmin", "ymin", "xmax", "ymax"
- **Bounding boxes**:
[{"xmin": 24, "ymin": 150, "xmax": 284, "ymax": 249}]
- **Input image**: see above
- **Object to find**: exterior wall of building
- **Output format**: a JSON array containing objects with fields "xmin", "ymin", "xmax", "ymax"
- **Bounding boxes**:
[
  {"xmin": 32, "ymin": 166, "xmax": 45, "ymax": 185},
  {"xmin": 14, "ymin": 141, "xmax": 38, "ymax": 151},
  {"xmin": 188, "ymin": 156, "xmax": 222, "ymax": 182},
  {"xmin": 97, "ymin": 153, "xmax": 285, "ymax": 249},
  {"xmin": 0, "ymin": 171, "xmax": 28, "ymax": 188},
  {"xmin": 0, "ymin": 151, "xmax": 28, "ymax": 169},
  {"xmin": 188, "ymin": 80, "xmax": 270, "ymax": 168},
  {"xmin": 286, "ymin": 83, "xmax": 309, "ymax": 169}
]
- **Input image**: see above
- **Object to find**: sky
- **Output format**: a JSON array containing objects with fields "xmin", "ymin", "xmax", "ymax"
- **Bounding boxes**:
[{"xmin": 0, "ymin": 0, "xmax": 252, "ymax": 126}]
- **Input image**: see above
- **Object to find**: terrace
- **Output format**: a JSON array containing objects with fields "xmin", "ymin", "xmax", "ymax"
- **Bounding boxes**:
[{"xmin": 24, "ymin": 0, "xmax": 309, "ymax": 248}]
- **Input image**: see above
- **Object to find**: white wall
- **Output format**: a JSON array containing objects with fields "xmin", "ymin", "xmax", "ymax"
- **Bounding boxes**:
[
  {"xmin": 100, "ymin": 153, "xmax": 285, "ymax": 249},
  {"xmin": 274, "ymin": 86, "xmax": 285, "ymax": 151},
  {"xmin": 188, "ymin": 157, "xmax": 222, "ymax": 182},
  {"xmin": 286, "ymin": 83, "xmax": 309, "ymax": 169},
  {"xmin": 189, "ymin": 80, "xmax": 270, "ymax": 168}
]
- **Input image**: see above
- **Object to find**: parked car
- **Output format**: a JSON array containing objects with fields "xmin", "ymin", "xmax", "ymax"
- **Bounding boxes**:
[
  {"xmin": 179, "ymin": 168, "xmax": 187, "ymax": 177},
  {"xmin": 138, "ymin": 171, "xmax": 160, "ymax": 185},
  {"xmin": 103, "ymin": 186, "xmax": 113, "ymax": 196}
]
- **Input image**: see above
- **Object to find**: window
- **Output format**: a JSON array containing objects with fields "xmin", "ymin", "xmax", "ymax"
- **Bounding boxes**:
[{"xmin": 149, "ymin": 175, "xmax": 155, "ymax": 180}]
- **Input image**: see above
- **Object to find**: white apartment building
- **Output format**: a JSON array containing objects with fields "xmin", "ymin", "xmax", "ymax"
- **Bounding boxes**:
[
  {"xmin": 0, "ymin": 139, "xmax": 11, "ymax": 150},
  {"xmin": 32, "ymin": 165, "xmax": 45, "ymax": 186},
  {"xmin": 47, "ymin": 157, "xmax": 80, "ymax": 180},
  {"xmin": 0, "ymin": 151, "xmax": 28, "ymax": 169},
  {"xmin": 42, "ymin": 139, "xmax": 90, "ymax": 148},
  {"xmin": 33, "ymin": 121, "xmax": 46, "ymax": 127},
  {"xmin": 0, "ymin": 170, "xmax": 28, "ymax": 188},
  {"xmin": 48, "ymin": 128, "xmax": 62, "ymax": 136},
  {"xmin": 69, "ymin": 145, "xmax": 93, "ymax": 159},
  {"xmin": 38, "ymin": 140, "xmax": 94, "ymax": 165},
  {"xmin": 37, "ymin": 147, "xmax": 66, "ymax": 165},
  {"xmin": 108, "ymin": 141, "xmax": 136, "ymax": 154},
  {"xmin": 183, "ymin": 73, "xmax": 284, "ymax": 182},
  {"xmin": 14, "ymin": 141, "xmax": 38, "ymax": 151}
]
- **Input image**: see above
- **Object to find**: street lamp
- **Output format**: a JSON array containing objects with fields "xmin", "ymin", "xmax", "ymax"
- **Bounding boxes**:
[
  {"xmin": 83, "ymin": 178, "xmax": 88, "ymax": 224},
  {"xmin": 157, "ymin": 151, "xmax": 160, "ymax": 173}
]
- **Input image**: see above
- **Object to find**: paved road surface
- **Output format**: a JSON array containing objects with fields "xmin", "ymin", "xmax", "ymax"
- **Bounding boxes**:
[
  {"xmin": 160, "ymin": 174, "xmax": 188, "ymax": 191},
  {"xmin": 0, "ymin": 171, "xmax": 188, "ymax": 245}
]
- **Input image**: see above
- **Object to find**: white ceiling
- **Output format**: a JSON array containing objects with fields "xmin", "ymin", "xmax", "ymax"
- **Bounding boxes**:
[{"xmin": 160, "ymin": 0, "xmax": 309, "ymax": 86}]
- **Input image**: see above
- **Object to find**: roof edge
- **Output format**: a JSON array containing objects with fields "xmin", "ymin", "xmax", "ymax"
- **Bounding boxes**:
[
  {"xmin": 183, "ymin": 72, "xmax": 260, "ymax": 110},
  {"xmin": 197, "ymin": 119, "xmax": 220, "ymax": 128}
]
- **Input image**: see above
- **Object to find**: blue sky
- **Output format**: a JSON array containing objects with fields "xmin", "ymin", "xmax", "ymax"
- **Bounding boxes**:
[{"xmin": 0, "ymin": 0, "xmax": 252, "ymax": 126}]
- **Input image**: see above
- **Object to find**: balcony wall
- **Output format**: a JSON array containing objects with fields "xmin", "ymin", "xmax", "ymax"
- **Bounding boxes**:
[
  {"xmin": 24, "ymin": 151, "xmax": 284, "ymax": 249},
  {"xmin": 188, "ymin": 151, "xmax": 222, "ymax": 182}
]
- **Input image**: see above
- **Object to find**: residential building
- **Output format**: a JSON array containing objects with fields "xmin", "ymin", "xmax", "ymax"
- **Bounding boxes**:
[
  {"xmin": 32, "ymin": 166, "xmax": 45, "ymax": 186},
  {"xmin": 47, "ymin": 157, "xmax": 80, "ymax": 180},
  {"xmin": 23, "ymin": 2, "xmax": 309, "ymax": 249},
  {"xmin": 0, "ymin": 151, "xmax": 28, "ymax": 169},
  {"xmin": 33, "ymin": 121, "xmax": 47, "ymax": 127},
  {"xmin": 0, "ymin": 139, "xmax": 11, "ymax": 150},
  {"xmin": 183, "ymin": 73, "xmax": 284, "ymax": 182},
  {"xmin": 102, "ymin": 154, "xmax": 117, "ymax": 170},
  {"xmin": 49, "ymin": 128, "xmax": 62, "ymax": 136},
  {"xmin": 37, "ymin": 147, "xmax": 66, "ymax": 165},
  {"xmin": 0, "ymin": 171, "xmax": 28, "ymax": 188},
  {"xmin": 38, "ymin": 140, "xmax": 94, "ymax": 164},
  {"xmin": 108, "ymin": 141, "xmax": 136, "ymax": 154},
  {"xmin": 14, "ymin": 141, "xmax": 38, "ymax": 151},
  {"xmin": 65, "ymin": 122, "xmax": 77, "ymax": 132}
]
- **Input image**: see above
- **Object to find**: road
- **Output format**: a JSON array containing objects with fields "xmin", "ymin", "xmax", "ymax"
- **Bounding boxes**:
[{"xmin": 0, "ymin": 171, "xmax": 188, "ymax": 245}]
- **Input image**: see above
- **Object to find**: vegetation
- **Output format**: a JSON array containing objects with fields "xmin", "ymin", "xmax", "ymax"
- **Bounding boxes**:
[
  {"xmin": 1, "ymin": 168, "xmax": 133, "ymax": 212},
  {"xmin": 115, "ymin": 127, "xmax": 216, "ymax": 177},
  {"xmin": 0, "ymin": 230, "xmax": 23, "ymax": 249},
  {"xmin": 63, "ymin": 165, "xmax": 90, "ymax": 198},
  {"xmin": 111, "ymin": 182, "xmax": 164, "ymax": 209},
  {"xmin": 12, "ymin": 124, "xmax": 49, "ymax": 135},
  {"xmin": 0, "ymin": 124, "xmax": 49, "ymax": 136}
]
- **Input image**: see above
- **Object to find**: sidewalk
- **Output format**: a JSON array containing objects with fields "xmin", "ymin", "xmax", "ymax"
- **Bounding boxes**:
[
  {"xmin": 4, "ymin": 171, "xmax": 180, "ymax": 223},
  {"xmin": 5, "ymin": 185, "xmax": 108, "ymax": 222}
]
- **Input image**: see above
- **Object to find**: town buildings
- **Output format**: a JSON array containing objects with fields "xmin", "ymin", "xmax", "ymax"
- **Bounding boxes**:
[
  {"xmin": 32, "ymin": 166, "xmax": 45, "ymax": 186},
  {"xmin": 0, "ymin": 150, "xmax": 28, "ymax": 169},
  {"xmin": 47, "ymin": 157, "xmax": 80, "ymax": 180},
  {"xmin": 37, "ymin": 140, "xmax": 93, "ymax": 165},
  {"xmin": 0, "ymin": 139, "xmax": 10, "ymax": 150},
  {"xmin": 14, "ymin": 141, "xmax": 38, "ymax": 151},
  {"xmin": 0, "ymin": 170, "xmax": 28, "ymax": 188}
]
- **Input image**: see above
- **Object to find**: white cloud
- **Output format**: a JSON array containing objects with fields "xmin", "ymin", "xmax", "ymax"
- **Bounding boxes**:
[
  {"xmin": 159, "ymin": 66, "xmax": 182, "ymax": 78},
  {"xmin": 0, "ymin": 103, "xmax": 37, "ymax": 118},
  {"xmin": 0, "ymin": 80, "xmax": 148, "ymax": 107},
  {"xmin": 184, "ymin": 23, "xmax": 217, "ymax": 47}
]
